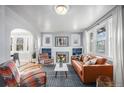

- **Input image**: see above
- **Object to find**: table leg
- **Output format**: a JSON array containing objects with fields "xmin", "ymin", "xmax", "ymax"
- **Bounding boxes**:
[
  {"xmin": 55, "ymin": 71, "xmax": 57, "ymax": 78},
  {"xmin": 65, "ymin": 71, "xmax": 67, "ymax": 78}
]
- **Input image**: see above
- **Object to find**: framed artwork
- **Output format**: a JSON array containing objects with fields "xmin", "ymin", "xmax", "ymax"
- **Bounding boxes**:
[
  {"xmin": 43, "ymin": 34, "xmax": 52, "ymax": 46},
  {"xmin": 71, "ymin": 34, "xmax": 81, "ymax": 46},
  {"xmin": 55, "ymin": 36, "xmax": 69, "ymax": 47},
  {"xmin": 96, "ymin": 25, "xmax": 106, "ymax": 54},
  {"xmin": 16, "ymin": 37, "xmax": 24, "ymax": 51}
]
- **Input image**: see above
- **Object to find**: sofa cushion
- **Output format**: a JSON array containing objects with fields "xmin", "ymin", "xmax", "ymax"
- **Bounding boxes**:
[
  {"xmin": 96, "ymin": 57, "xmax": 107, "ymax": 64},
  {"xmin": 83, "ymin": 55, "xmax": 90, "ymax": 63},
  {"xmin": 79, "ymin": 55, "xmax": 84, "ymax": 62},
  {"xmin": 90, "ymin": 58, "xmax": 97, "ymax": 64},
  {"xmin": 84, "ymin": 60, "xmax": 91, "ymax": 65},
  {"xmin": 89, "ymin": 55, "xmax": 96, "ymax": 60}
]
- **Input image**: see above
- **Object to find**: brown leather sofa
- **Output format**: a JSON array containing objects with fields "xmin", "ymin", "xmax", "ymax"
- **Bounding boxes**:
[{"xmin": 71, "ymin": 55, "xmax": 113, "ymax": 84}]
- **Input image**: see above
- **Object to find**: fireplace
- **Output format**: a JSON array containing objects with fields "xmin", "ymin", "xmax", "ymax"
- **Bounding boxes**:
[{"xmin": 56, "ymin": 52, "xmax": 69, "ymax": 63}]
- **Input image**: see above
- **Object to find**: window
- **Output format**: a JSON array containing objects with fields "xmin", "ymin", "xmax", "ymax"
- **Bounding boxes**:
[
  {"xmin": 96, "ymin": 26, "xmax": 106, "ymax": 54},
  {"xmin": 87, "ymin": 17, "xmax": 113, "ymax": 58}
]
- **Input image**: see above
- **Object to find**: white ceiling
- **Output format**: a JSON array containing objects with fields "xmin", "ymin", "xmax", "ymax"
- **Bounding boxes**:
[{"xmin": 7, "ymin": 5, "xmax": 115, "ymax": 32}]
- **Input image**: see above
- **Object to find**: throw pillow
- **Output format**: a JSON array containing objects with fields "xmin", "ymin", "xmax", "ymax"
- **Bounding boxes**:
[
  {"xmin": 90, "ymin": 58, "xmax": 97, "ymax": 65},
  {"xmin": 83, "ymin": 56, "xmax": 90, "ymax": 63},
  {"xmin": 80, "ymin": 55, "xmax": 84, "ymax": 62},
  {"xmin": 84, "ymin": 58, "xmax": 97, "ymax": 65},
  {"xmin": 96, "ymin": 57, "xmax": 107, "ymax": 64},
  {"xmin": 84, "ymin": 60, "xmax": 91, "ymax": 65}
]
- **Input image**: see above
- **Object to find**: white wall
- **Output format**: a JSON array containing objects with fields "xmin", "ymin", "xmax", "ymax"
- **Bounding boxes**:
[
  {"xmin": 0, "ymin": 6, "xmax": 10, "ymax": 63},
  {"xmin": 0, "ymin": 6, "xmax": 39, "ymax": 64}
]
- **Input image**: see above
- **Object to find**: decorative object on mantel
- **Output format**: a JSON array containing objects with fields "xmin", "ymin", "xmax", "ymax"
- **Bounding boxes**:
[
  {"xmin": 54, "ymin": 5, "xmax": 69, "ymax": 15},
  {"xmin": 55, "ymin": 36, "xmax": 69, "ymax": 47}
]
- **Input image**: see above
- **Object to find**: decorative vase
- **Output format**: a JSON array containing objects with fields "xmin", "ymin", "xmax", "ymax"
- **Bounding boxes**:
[{"xmin": 59, "ymin": 61, "xmax": 63, "ymax": 67}]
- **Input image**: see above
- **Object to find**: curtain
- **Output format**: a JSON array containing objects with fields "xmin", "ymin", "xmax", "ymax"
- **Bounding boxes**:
[
  {"xmin": 112, "ymin": 6, "xmax": 124, "ymax": 87},
  {"xmin": 83, "ymin": 30, "xmax": 89, "ymax": 54}
]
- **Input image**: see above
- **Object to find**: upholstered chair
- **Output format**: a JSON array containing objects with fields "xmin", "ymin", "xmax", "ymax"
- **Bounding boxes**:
[
  {"xmin": 38, "ymin": 53, "xmax": 54, "ymax": 64},
  {"xmin": 0, "ymin": 60, "xmax": 46, "ymax": 87}
]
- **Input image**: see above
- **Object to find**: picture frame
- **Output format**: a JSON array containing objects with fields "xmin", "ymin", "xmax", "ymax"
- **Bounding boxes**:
[
  {"xmin": 55, "ymin": 36, "xmax": 69, "ymax": 47},
  {"xmin": 71, "ymin": 34, "xmax": 81, "ymax": 46},
  {"xmin": 43, "ymin": 34, "xmax": 52, "ymax": 46}
]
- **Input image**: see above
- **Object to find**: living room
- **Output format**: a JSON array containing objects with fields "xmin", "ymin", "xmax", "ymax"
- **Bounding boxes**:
[{"xmin": 0, "ymin": 4, "xmax": 124, "ymax": 88}]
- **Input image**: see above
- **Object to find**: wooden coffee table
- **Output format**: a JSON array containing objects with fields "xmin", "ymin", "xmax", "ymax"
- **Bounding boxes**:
[{"xmin": 54, "ymin": 63, "xmax": 68, "ymax": 78}]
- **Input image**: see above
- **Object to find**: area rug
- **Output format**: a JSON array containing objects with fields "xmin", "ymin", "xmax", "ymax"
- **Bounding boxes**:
[{"xmin": 43, "ymin": 64, "xmax": 96, "ymax": 87}]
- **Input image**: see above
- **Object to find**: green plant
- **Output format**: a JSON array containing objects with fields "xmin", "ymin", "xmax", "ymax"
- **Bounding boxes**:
[{"xmin": 32, "ymin": 52, "xmax": 36, "ymax": 59}]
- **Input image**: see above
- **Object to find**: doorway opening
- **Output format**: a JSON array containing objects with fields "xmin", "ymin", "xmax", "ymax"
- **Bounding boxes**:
[{"xmin": 10, "ymin": 28, "xmax": 33, "ymax": 65}]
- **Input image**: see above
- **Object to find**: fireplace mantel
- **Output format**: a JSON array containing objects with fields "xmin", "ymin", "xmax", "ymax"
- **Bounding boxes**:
[
  {"xmin": 52, "ymin": 47, "xmax": 72, "ymax": 64},
  {"xmin": 41, "ymin": 47, "xmax": 83, "ymax": 64}
]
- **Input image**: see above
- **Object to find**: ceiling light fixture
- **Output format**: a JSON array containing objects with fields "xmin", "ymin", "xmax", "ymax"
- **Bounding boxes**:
[{"xmin": 54, "ymin": 5, "xmax": 69, "ymax": 15}]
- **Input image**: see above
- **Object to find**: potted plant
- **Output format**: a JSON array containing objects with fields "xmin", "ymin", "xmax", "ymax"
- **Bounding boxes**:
[{"xmin": 32, "ymin": 52, "xmax": 36, "ymax": 63}]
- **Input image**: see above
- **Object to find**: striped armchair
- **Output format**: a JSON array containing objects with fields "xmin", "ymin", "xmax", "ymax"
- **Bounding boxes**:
[
  {"xmin": 0, "ymin": 60, "xmax": 46, "ymax": 87},
  {"xmin": 38, "ymin": 53, "xmax": 54, "ymax": 64}
]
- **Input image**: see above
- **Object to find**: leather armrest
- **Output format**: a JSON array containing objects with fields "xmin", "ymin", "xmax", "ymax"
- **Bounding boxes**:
[{"xmin": 82, "ymin": 64, "xmax": 113, "ymax": 83}]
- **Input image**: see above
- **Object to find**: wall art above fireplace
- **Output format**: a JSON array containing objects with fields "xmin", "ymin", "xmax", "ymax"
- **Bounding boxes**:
[{"xmin": 55, "ymin": 36, "xmax": 69, "ymax": 47}]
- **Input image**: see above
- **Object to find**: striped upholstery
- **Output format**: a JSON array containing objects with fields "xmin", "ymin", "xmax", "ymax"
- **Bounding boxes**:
[
  {"xmin": 20, "ymin": 68, "xmax": 46, "ymax": 87},
  {"xmin": 0, "ymin": 60, "xmax": 46, "ymax": 87},
  {"xmin": 38, "ymin": 53, "xmax": 54, "ymax": 64},
  {"xmin": 21, "ymin": 72, "xmax": 46, "ymax": 86},
  {"xmin": 0, "ymin": 60, "xmax": 20, "ymax": 87}
]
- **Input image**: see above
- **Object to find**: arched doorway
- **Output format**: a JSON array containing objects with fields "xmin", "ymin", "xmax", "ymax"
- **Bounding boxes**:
[{"xmin": 10, "ymin": 28, "xmax": 33, "ymax": 65}]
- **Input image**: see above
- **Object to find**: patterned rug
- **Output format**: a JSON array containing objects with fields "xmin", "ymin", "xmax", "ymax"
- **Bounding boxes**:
[{"xmin": 43, "ymin": 64, "xmax": 96, "ymax": 87}]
